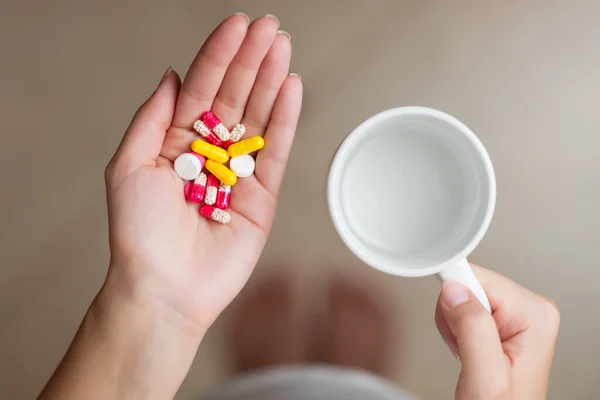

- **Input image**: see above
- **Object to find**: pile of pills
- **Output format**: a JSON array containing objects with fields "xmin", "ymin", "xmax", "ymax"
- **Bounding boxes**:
[{"xmin": 173, "ymin": 111, "xmax": 264, "ymax": 224}]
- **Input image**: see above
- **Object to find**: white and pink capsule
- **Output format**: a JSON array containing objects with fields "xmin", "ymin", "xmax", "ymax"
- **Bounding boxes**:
[
  {"xmin": 200, "ymin": 204, "xmax": 231, "ymax": 224},
  {"xmin": 222, "ymin": 123, "xmax": 246, "ymax": 149},
  {"xmin": 193, "ymin": 120, "xmax": 223, "ymax": 146},
  {"xmin": 184, "ymin": 172, "xmax": 207, "ymax": 203},
  {"xmin": 216, "ymin": 183, "xmax": 231, "ymax": 209},
  {"xmin": 204, "ymin": 174, "xmax": 219, "ymax": 205},
  {"xmin": 202, "ymin": 111, "xmax": 231, "ymax": 142}
]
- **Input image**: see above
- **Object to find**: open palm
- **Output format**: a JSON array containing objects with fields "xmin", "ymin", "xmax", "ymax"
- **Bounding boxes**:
[{"xmin": 104, "ymin": 14, "xmax": 302, "ymax": 335}]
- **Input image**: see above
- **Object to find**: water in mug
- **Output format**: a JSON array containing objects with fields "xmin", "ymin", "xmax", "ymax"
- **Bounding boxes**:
[{"xmin": 340, "ymin": 117, "xmax": 484, "ymax": 267}]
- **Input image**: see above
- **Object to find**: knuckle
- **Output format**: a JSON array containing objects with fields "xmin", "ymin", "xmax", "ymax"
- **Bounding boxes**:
[
  {"xmin": 459, "ymin": 310, "xmax": 490, "ymax": 335},
  {"xmin": 180, "ymin": 84, "xmax": 211, "ymax": 106},
  {"xmin": 215, "ymin": 91, "xmax": 243, "ymax": 113}
]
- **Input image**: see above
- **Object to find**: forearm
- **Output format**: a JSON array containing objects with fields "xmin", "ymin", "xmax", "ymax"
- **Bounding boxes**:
[{"xmin": 40, "ymin": 271, "xmax": 204, "ymax": 400}]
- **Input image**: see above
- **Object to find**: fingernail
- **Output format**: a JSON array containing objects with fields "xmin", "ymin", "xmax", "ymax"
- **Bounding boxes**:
[
  {"xmin": 264, "ymin": 14, "xmax": 280, "ymax": 25},
  {"xmin": 160, "ymin": 66, "xmax": 172, "ymax": 84},
  {"xmin": 235, "ymin": 12, "xmax": 250, "ymax": 24},
  {"xmin": 441, "ymin": 282, "xmax": 470, "ymax": 308},
  {"xmin": 277, "ymin": 30, "xmax": 291, "ymax": 40},
  {"xmin": 289, "ymin": 73, "xmax": 302, "ymax": 80}
]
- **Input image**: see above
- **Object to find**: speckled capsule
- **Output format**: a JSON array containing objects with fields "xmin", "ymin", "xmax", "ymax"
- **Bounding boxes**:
[
  {"xmin": 200, "ymin": 204, "xmax": 231, "ymax": 224},
  {"xmin": 202, "ymin": 111, "xmax": 231, "ymax": 141},
  {"xmin": 193, "ymin": 120, "xmax": 223, "ymax": 146},
  {"xmin": 230, "ymin": 123, "xmax": 246, "ymax": 142},
  {"xmin": 216, "ymin": 183, "xmax": 231, "ymax": 209},
  {"xmin": 204, "ymin": 174, "xmax": 219, "ymax": 205},
  {"xmin": 183, "ymin": 172, "xmax": 207, "ymax": 203},
  {"xmin": 227, "ymin": 136, "xmax": 265, "ymax": 158},
  {"xmin": 191, "ymin": 140, "xmax": 229, "ymax": 163},
  {"xmin": 205, "ymin": 159, "xmax": 237, "ymax": 186}
]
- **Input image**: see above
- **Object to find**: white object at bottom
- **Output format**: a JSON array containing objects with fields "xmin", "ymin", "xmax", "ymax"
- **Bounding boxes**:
[{"xmin": 200, "ymin": 366, "xmax": 421, "ymax": 400}]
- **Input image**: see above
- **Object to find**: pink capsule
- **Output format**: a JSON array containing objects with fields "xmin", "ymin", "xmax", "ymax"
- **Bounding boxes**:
[
  {"xmin": 200, "ymin": 204, "xmax": 231, "ymax": 224},
  {"xmin": 204, "ymin": 174, "xmax": 219, "ymax": 205},
  {"xmin": 216, "ymin": 183, "xmax": 231, "ymax": 209},
  {"xmin": 222, "ymin": 140, "xmax": 234, "ymax": 150},
  {"xmin": 193, "ymin": 120, "xmax": 223, "ymax": 146},
  {"xmin": 202, "ymin": 111, "xmax": 231, "ymax": 141},
  {"xmin": 184, "ymin": 172, "xmax": 207, "ymax": 203},
  {"xmin": 191, "ymin": 152, "xmax": 206, "ymax": 166}
]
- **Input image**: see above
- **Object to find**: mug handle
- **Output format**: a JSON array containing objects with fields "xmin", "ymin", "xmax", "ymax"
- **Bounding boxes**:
[{"xmin": 437, "ymin": 258, "xmax": 491, "ymax": 312}]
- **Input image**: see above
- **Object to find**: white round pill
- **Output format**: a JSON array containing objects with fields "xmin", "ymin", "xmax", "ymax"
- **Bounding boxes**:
[
  {"xmin": 174, "ymin": 153, "xmax": 202, "ymax": 180},
  {"xmin": 230, "ymin": 154, "xmax": 255, "ymax": 178}
]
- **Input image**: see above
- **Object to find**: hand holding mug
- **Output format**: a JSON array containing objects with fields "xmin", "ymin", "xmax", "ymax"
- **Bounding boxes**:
[
  {"xmin": 436, "ymin": 265, "xmax": 560, "ymax": 399},
  {"xmin": 328, "ymin": 107, "xmax": 559, "ymax": 399}
]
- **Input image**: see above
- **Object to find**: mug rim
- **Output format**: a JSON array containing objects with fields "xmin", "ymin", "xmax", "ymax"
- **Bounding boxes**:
[{"xmin": 327, "ymin": 106, "xmax": 496, "ymax": 277}]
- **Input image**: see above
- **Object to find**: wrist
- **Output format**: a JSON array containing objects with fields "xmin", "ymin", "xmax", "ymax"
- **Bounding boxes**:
[
  {"xmin": 40, "ymin": 266, "xmax": 205, "ymax": 400},
  {"xmin": 98, "ymin": 263, "xmax": 208, "ymax": 343},
  {"xmin": 80, "ymin": 271, "xmax": 205, "ymax": 399}
]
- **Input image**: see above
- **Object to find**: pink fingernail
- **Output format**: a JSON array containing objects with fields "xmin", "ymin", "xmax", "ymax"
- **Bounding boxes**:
[
  {"xmin": 441, "ymin": 282, "xmax": 470, "ymax": 308},
  {"xmin": 277, "ymin": 30, "xmax": 291, "ymax": 40},
  {"xmin": 235, "ymin": 12, "xmax": 250, "ymax": 24},
  {"xmin": 264, "ymin": 14, "xmax": 280, "ymax": 25}
]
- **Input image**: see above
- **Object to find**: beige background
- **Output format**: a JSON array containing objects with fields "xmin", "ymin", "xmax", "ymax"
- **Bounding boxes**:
[{"xmin": 1, "ymin": 1, "xmax": 599, "ymax": 398}]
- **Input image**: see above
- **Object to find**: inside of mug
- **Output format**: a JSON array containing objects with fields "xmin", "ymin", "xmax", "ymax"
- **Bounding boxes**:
[{"xmin": 334, "ymin": 110, "xmax": 493, "ymax": 273}]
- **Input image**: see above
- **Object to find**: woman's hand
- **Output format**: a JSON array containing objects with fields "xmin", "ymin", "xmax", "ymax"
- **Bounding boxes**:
[
  {"xmin": 436, "ymin": 265, "xmax": 560, "ymax": 399},
  {"xmin": 104, "ymin": 14, "xmax": 302, "ymax": 338},
  {"xmin": 40, "ymin": 14, "xmax": 301, "ymax": 400}
]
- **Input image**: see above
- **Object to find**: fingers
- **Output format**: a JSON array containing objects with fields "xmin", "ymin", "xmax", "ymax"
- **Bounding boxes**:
[
  {"xmin": 226, "ymin": 73, "xmax": 301, "ymax": 230},
  {"xmin": 254, "ymin": 74, "xmax": 303, "ymax": 193},
  {"xmin": 437, "ymin": 282, "xmax": 509, "ymax": 382},
  {"xmin": 107, "ymin": 68, "xmax": 180, "ymax": 183},
  {"xmin": 242, "ymin": 31, "xmax": 292, "ymax": 134},
  {"xmin": 471, "ymin": 265, "xmax": 560, "ymax": 343},
  {"xmin": 471, "ymin": 265, "xmax": 560, "ymax": 387},
  {"xmin": 171, "ymin": 14, "xmax": 249, "ymax": 129},
  {"xmin": 161, "ymin": 14, "xmax": 248, "ymax": 160},
  {"xmin": 211, "ymin": 15, "xmax": 281, "ymax": 128},
  {"xmin": 472, "ymin": 265, "xmax": 539, "ymax": 313},
  {"xmin": 160, "ymin": 14, "xmax": 285, "ymax": 162},
  {"xmin": 436, "ymin": 273, "xmax": 560, "ymax": 399}
]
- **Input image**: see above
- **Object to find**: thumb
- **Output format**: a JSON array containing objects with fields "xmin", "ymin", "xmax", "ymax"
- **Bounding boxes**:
[
  {"xmin": 439, "ymin": 282, "xmax": 509, "ymax": 383},
  {"xmin": 109, "ymin": 67, "xmax": 181, "ymax": 176}
]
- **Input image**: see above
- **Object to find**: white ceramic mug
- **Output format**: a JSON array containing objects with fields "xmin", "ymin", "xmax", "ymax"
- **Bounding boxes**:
[{"xmin": 328, "ymin": 107, "xmax": 495, "ymax": 311}]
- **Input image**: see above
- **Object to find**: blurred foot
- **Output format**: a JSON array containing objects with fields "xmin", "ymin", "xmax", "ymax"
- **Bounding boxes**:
[
  {"xmin": 318, "ymin": 277, "xmax": 393, "ymax": 376},
  {"xmin": 231, "ymin": 273, "xmax": 307, "ymax": 372}
]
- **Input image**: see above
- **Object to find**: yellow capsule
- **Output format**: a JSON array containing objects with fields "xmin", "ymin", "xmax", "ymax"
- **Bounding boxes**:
[
  {"xmin": 227, "ymin": 136, "xmax": 265, "ymax": 158},
  {"xmin": 191, "ymin": 140, "xmax": 229, "ymax": 163},
  {"xmin": 205, "ymin": 159, "xmax": 237, "ymax": 186}
]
